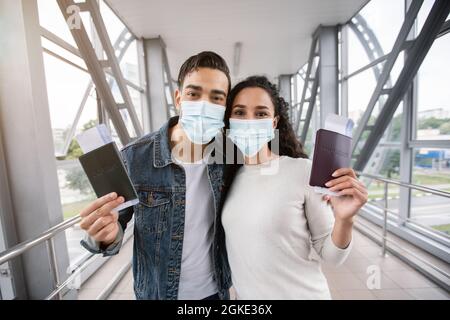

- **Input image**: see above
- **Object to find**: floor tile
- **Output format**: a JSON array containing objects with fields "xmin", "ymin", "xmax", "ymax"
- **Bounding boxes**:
[
  {"xmin": 338, "ymin": 289, "xmax": 377, "ymax": 300},
  {"xmin": 407, "ymin": 288, "xmax": 450, "ymax": 300},
  {"xmin": 384, "ymin": 270, "xmax": 438, "ymax": 289},
  {"xmin": 371, "ymin": 289, "xmax": 415, "ymax": 300}
]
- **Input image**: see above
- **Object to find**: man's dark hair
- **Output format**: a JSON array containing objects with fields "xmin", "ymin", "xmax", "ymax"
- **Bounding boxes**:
[{"xmin": 177, "ymin": 51, "xmax": 231, "ymax": 93}]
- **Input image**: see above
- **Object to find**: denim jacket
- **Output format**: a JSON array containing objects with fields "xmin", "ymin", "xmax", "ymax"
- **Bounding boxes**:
[{"xmin": 81, "ymin": 116, "xmax": 232, "ymax": 300}]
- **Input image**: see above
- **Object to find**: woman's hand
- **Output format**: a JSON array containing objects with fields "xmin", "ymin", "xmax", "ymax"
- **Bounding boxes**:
[{"xmin": 323, "ymin": 168, "xmax": 368, "ymax": 223}]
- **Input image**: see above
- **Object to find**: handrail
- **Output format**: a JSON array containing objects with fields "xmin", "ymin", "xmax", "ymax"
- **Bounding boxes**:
[
  {"xmin": 355, "ymin": 170, "xmax": 450, "ymax": 256},
  {"xmin": 0, "ymin": 211, "xmax": 134, "ymax": 300},
  {"xmin": 0, "ymin": 215, "xmax": 82, "ymax": 299},
  {"xmin": 45, "ymin": 252, "xmax": 97, "ymax": 300},
  {"xmin": 0, "ymin": 215, "xmax": 81, "ymax": 265},
  {"xmin": 355, "ymin": 218, "xmax": 450, "ymax": 279},
  {"xmin": 356, "ymin": 171, "xmax": 450, "ymax": 198}
]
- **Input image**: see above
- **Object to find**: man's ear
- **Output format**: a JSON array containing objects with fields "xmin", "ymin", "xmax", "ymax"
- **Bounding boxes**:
[{"xmin": 174, "ymin": 89, "xmax": 182, "ymax": 113}]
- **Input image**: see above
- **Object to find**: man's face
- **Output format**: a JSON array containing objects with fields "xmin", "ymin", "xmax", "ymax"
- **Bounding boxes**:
[{"xmin": 175, "ymin": 67, "xmax": 229, "ymax": 110}]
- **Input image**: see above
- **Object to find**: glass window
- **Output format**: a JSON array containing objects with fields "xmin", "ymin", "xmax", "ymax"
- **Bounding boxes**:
[
  {"xmin": 38, "ymin": 0, "xmax": 77, "ymax": 47},
  {"xmin": 296, "ymin": 65, "xmax": 307, "ymax": 99},
  {"xmin": 415, "ymin": 34, "xmax": 450, "ymax": 140},
  {"xmin": 347, "ymin": 67, "xmax": 404, "ymax": 157},
  {"xmin": 99, "ymin": 0, "xmax": 128, "ymax": 43},
  {"xmin": 347, "ymin": 66, "xmax": 379, "ymax": 131},
  {"xmin": 42, "ymin": 52, "xmax": 95, "ymax": 156},
  {"xmin": 365, "ymin": 146, "xmax": 402, "ymax": 219},
  {"xmin": 410, "ymin": 148, "xmax": 450, "ymax": 237},
  {"xmin": 347, "ymin": 0, "xmax": 405, "ymax": 74},
  {"xmin": 129, "ymin": 86, "xmax": 144, "ymax": 125},
  {"xmin": 416, "ymin": 0, "xmax": 436, "ymax": 35},
  {"xmin": 41, "ymin": 38, "xmax": 87, "ymax": 70},
  {"xmin": 347, "ymin": 23, "xmax": 373, "ymax": 75},
  {"xmin": 120, "ymin": 40, "xmax": 139, "ymax": 85}
]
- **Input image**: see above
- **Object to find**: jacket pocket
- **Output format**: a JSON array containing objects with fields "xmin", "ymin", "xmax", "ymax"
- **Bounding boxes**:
[{"xmin": 135, "ymin": 189, "xmax": 171, "ymax": 234}]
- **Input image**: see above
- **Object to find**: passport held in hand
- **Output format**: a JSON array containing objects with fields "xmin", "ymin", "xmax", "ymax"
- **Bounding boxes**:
[
  {"xmin": 77, "ymin": 125, "xmax": 138, "ymax": 212},
  {"xmin": 309, "ymin": 115, "xmax": 353, "ymax": 196}
]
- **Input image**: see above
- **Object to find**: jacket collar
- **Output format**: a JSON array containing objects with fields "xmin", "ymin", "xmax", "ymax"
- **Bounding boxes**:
[{"xmin": 153, "ymin": 116, "xmax": 179, "ymax": 168}]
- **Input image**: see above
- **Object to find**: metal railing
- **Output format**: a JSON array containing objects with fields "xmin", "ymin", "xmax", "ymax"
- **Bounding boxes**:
[
  {"xmin": 0, "ymin": 215, "xmax": 81, "ymax": 299},
  {"xmin": 356, "ymin": 171, "xmax": 450, "ymax": 256},
  {"xmin": 0, "ymin": 214, "xmax": 132, "ymax": 300}
]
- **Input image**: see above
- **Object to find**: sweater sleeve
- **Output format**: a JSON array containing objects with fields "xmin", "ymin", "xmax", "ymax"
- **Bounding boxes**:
[{"xmin": 303, "ymin": 160, "xmax": 352, "ymax": 267}]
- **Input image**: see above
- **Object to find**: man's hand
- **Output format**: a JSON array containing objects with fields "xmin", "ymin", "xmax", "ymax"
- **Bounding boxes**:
[{"xmin": 79, "ymin": 192, "xmax": 124, "ymax": 246}]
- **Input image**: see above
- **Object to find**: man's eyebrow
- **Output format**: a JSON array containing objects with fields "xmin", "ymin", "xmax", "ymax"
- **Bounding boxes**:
[
  {"xmin": 210, "ymin": 89, "xmax": 227, "ymax": 97},
  {"xmin": 184, "ymin": 84, "xmax": 202, "ymax": 91}
]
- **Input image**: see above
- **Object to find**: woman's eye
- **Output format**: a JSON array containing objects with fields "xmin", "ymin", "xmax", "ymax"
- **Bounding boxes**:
[
  {"xmin": 256, "ymin": 112, "xmax": 269, "ymax": 117},
  {"xmin": 233, "ymin": 110, "xmax": 244, "ymax": 116}
]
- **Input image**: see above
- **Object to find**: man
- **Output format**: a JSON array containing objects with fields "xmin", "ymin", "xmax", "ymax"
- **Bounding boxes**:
[{"xmin": 79, "ymin": 51, "xmax": 232, "ymax": 300}]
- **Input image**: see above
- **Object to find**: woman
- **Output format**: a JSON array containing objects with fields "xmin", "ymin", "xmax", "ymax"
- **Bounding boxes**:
[{"xmin": 220, "ymin": 76, "xmax": 368, "ymax": 299}]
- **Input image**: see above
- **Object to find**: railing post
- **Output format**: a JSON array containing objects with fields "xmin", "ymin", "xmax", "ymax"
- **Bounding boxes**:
[
  {"xmin": 381, "ymin": 181, "xmax": 389, "ymax": 257},
  {"xmin": 46, "ymin": 238, "xmax": 62, "ymax": 300}
]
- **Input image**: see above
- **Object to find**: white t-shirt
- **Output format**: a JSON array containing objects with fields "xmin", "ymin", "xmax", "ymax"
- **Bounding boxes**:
[
  {"xmin": 175, "ymin": 157, "xmax": 218, "ymax": 300},
  {"xmin": 221, "ymin": 156, "xmax": 352, "ymax": 300}
]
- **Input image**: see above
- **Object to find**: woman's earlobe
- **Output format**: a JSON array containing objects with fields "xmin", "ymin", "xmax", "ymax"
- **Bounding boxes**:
[{"xmin": 273, "ymin": 117, "xmax": 279, "ymax": 128}]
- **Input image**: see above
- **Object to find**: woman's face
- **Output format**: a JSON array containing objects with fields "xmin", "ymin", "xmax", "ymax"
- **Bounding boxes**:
[{"xmin": 230, "ymin": 87, "xmax": 278, "ymax": 127}]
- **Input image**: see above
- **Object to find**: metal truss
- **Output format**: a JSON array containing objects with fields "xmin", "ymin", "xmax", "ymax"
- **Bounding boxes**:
[
  {"xmin": 161, "ymin": 47, "xmax": 177, "ymax": 117},
  {"xmin": 293, "ymin": 33, "xmax": 320, "ymax": 143},
  {"xmin": 350, "ymin": 0, "xmax": 423, "ymax": 165},
  {"xmin": 289, "ymin": 65, "xmax": 306, "ymax": 127},
  {"xmin": 353, "ymin": 0, "xmax": 450, "ymax": 171},
  {"xmin": 57, "ymin": 0, "xmax": 143, "ymax": 145},
  {"xmin": 347, "ymin": 14, "xmax": 395, "ymax": 176},
  {"xmin": 47, "ymin": 28, "xmax": 139, "ymax": 158}
]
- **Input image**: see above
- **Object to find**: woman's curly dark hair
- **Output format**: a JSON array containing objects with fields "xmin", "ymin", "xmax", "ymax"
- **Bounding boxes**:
[{"xmin": 219, "ymin": 76, "xmax": 308, "ymax": 214}]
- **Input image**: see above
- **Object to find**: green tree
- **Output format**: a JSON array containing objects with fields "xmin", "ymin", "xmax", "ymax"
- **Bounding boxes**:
[
  {"xmin": 381, "ymin": 149, "xmax": 400, "ymax": 177},
  {"xmin": 418, "ymin": 117, "xmax": 449, "ymax": 130},
  {"xmin": 439, "ymin": 122, "xmax": 450, "ymax": 135},
  {"xmin": 389, "ymin": 113, "xmax": 402, "ymax": 141}
]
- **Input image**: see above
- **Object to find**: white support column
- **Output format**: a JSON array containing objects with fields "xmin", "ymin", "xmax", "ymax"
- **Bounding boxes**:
[
  {"xmin": 0, "ymin": 128, "xmax": 26, "ymax": 300},
  {"xmin": 340, "ymin": 25, "xmax": 349, "ymax": 117},
  {"xmin": 318, "ymin": 26, "xmax": 339, "ymax": 128},
  {"xmin": 278, "ymin": 74, "xmax": 292, "ymax": 106},
  {"xmin": 0, "ymin": 0, "xmax": 71, "ymax": 299},
  {"xmin": 137, "ymin": 39, "xmax": 150, "ymax": 134},
  {"xmin": 143, "ymin": 37, "xmax": 171, "ymax": 132},
  {"xmin": 398, "ymin": 0, "xmax": 416, "ymax": 226}
]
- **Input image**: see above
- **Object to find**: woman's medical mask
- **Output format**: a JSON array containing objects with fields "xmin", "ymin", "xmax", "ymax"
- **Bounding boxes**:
[
  {"xmin": 179, "ymin": 100, "xmax": 225, "ymax": 144},
  {"xmin": 228, "ymin": 118, "xmax": 275, "ymax": 157}
]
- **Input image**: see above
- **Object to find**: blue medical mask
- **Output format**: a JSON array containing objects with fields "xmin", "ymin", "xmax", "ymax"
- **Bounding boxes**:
[
  {"xmin": 228, "ymin": 118, "xmax": 275, "ymax": 157},
  {"xmin": 179, "ymin": 100, "xmax": 225, "ymax": 144}
]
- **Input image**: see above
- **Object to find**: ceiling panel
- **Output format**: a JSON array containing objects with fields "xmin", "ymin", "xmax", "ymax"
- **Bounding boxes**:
[{"xmin": 106, "ymin": 0, "xmax": 368, "ymax": 83}]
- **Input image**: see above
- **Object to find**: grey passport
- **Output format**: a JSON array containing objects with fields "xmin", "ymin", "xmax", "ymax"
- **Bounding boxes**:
[
  {"xmin": 78, "ymin": 142, "xmax": 138, "ymax": 203},
  {"xmin": 309, "ymin": 129, "xmax": 352, "ymax": 188}
]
